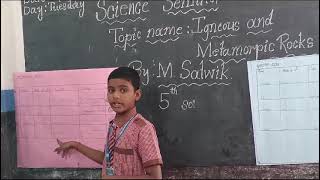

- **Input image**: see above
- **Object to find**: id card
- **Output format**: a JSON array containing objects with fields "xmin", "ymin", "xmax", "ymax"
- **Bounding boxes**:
[{"xmin": 106, "ymin": 167, "xmax": 115, "ymax": 176}]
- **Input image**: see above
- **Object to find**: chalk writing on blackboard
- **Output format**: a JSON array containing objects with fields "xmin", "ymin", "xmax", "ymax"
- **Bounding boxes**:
[
  {"xmin": 23, "ymin": 0, "xmax": 85, "ymax": 21},
  {"xmin": 96, "ymin": 1, "xmax": 149, "ymax": 24},
  {"xmin": 162, "ymin": 0, "xmax": 219, "ymax": 15}
]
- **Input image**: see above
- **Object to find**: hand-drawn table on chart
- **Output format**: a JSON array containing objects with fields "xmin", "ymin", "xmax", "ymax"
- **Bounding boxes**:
[
  {"xmin": 247, "ymin": 54, "xmax": 319, "ymax": 165},
  {"xmin": 14, "ymin": 68, "xmax": 116, "ymax": 168}
]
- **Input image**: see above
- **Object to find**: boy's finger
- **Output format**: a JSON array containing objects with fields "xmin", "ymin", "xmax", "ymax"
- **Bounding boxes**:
[
  {"xmin": 62, "ymin": 151, "xmax": 67, "ymax": 158},
  {"xmin": 54, "ymin": 148, "xmax": 61, "ymax": 154},
  {"xmin": 57, "ymin": 139, "xmax": 63, "ymax": 146},
  {"xmin": 54, "ymin": 149, "xmax": 61, "ymax": 154}
]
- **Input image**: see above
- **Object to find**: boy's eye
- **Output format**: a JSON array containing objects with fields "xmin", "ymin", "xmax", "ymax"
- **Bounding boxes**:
[
  {"xmin": 120, "ymin": 88, "xmax": 127, "ymax": 93},
  {"xmin": 108, "ymin": 89, "xmax": 114, "ymax": 93}
]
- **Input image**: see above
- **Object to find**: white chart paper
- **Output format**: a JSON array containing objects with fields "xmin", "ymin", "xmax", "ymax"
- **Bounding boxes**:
[{"xmin": 247, "ymin": 54, "xmax": 319, "ymax": 165}]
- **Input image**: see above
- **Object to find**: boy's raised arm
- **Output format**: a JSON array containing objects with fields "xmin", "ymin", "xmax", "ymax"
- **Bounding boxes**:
[{"xmin": 54, "ymin": 139, "xmax": 105, "ymax": 165}]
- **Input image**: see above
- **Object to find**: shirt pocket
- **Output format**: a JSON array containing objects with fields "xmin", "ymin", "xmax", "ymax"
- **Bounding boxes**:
[{"xmin": 114, "ymin": 147, "xmax": 134, "ymax": 175}]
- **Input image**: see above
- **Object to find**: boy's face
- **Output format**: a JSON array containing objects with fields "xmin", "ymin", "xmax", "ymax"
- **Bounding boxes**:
[{"xmin": 107, "ymin": 78, "xmax": 141, "ymax": 115}]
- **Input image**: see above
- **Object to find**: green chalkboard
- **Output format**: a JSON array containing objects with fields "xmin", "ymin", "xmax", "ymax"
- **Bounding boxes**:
[{"xmin": 20, "ymin": 0, "xmax": 319, "ymax": 175}]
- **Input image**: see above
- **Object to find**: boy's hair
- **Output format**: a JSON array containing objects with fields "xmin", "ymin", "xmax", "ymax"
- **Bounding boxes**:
[{"xmin": 108, "ymin": 67, "xmax": 140, "ymax": 90}]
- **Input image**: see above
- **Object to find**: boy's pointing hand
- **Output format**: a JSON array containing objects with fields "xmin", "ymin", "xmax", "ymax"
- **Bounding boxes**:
[{"xmin": 54, "ymin": 138, "xmax": 76, "ymax": 159}]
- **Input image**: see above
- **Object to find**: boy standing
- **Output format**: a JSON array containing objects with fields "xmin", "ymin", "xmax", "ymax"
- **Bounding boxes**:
[{"xmin": 54, "ymin": 67, "xmax": 163, "ymax": 179}]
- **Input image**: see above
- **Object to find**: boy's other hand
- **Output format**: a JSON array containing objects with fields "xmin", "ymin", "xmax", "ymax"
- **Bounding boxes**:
[{"xmin": 54, "ymin": 139, "xmax": 78, "ymax": 159}]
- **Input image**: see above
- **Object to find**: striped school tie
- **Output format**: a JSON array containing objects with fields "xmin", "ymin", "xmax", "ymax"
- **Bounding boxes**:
[{"xmin": 108, "ymin": 124, "xmax": 117, "ymax": 166}]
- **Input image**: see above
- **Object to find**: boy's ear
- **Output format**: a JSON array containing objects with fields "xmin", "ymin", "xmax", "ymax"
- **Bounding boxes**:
[{"xmin": 135, "ymin": 89, "xmax": 142, "ymax": 101}]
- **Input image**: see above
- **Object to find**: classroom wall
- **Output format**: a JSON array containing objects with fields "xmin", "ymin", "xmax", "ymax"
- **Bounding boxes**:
[
  {"xmin": 1, "ymin": 0, "xmax": 25, "ymax": 111},
  {"xmin": 1, "ymin": 1, "xmax": 25, "ymax": 178},
  {"xmin": 1, "ymin": 1, "xmax": 318, "ymax": 179}
]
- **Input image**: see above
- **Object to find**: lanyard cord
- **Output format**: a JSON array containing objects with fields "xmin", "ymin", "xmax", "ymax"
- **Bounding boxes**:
[{"xmin": 105, "ymin": 113, "xmax": 138, "ymax": 165}]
